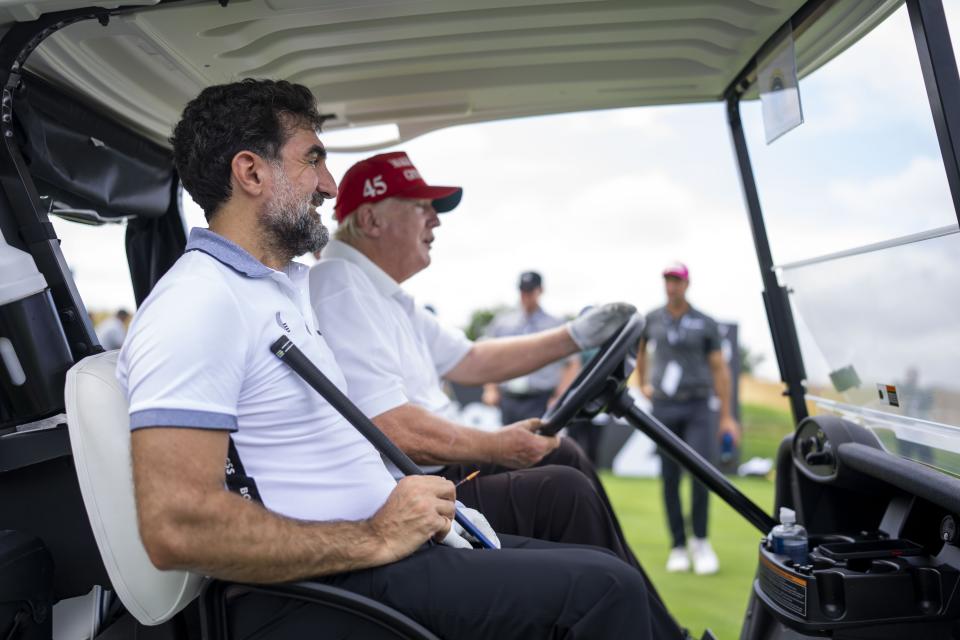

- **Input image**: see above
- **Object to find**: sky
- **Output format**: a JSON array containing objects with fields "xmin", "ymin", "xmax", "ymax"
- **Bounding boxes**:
[{"xmin": 52, "ymin": 4, "xmax": 960, "ymax": 384}]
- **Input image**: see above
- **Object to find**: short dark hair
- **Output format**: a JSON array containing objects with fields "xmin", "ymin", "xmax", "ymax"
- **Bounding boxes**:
[{"xmin": 171, "ymin": 79, "xmax": 325, "ymax": 219}]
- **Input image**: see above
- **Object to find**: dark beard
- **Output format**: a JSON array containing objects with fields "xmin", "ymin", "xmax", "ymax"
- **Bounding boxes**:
[{"xmin": 261, "ymin": 169, "xmax": 329, "ymax": 262}]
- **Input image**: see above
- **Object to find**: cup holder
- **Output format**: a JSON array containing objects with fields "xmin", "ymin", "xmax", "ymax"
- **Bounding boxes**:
[
  {"xmin": 761, "ymin": 535, "xmax": 942, "ymax": 628},
  {"xmin": 809, "ymin": 556, "xmax": 837, "ymax": 570},
  {"xmin": 846, "ymin": 558, "xmax": 899, "ymax": 574},
  {"xmin": 817, "ymin": 538, "xmax": 923, "ymax": 562},
  {"xmin": 810, "ymin": 533, "xmax": 856, "ymax": 545}
]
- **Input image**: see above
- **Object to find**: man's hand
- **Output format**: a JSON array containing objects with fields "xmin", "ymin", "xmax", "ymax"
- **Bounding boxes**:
[
  {"xmin": 641, "ymin": 384, "xmax": 655, "ymax": 399},
  {"xmin": 492, "ymin": 418, "xmax": 560, "ymax": 468},
  {"xmin": 719, "ymin": 415, "xmax": 741, "ymax": 447},
  {"xmin": 369, "ymin": 476, "xmax": 456, "ymax": 563},
  {"xmin": 567, "ymin": 302, "xmax": 637, "ymax": 350},
  {"xmin": 482, "ymin": 383, "xmax": 501, "ymax": 407}
]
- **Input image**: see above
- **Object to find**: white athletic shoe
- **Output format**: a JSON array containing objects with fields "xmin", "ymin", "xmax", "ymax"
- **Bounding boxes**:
[
  {"xmin": 666, "ymin": 546, "xmax": 691, "ymax": 573},
  {"xmin": 690, "ymin": 538, "xmax": 719, "ymax": 575}
]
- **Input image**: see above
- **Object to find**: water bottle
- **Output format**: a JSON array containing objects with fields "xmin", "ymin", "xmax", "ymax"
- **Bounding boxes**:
[{"xmin": 770, "ymin": 507, "xmax": 808, "ymax": 566}]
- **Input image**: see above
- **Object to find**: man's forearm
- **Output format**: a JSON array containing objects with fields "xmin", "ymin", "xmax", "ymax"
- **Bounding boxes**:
[
  {"xmin": 713, "ymin": 363, "xmax": 733, "ymax": 419},
  {"xmin": 153, "ymin": 495, "xmax": 386, "ymax": 583},
  {"xmin": 134, "ymin": 455, "xmax": 389, "ymax": 583},
  {"xmin": 372, "ymin": 403, "xmax": 493, "ymax": 465},
  {"xmin": 636, "ymin": 342, "xmax": 647, "ymax": 388},
  {"xmin": 446, "ymin": 326, "xmax": 577, "ymax": 385}
]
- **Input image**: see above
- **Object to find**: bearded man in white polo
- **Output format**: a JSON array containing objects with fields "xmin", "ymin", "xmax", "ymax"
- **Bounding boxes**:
[{"xmin": 308, "ymin": 151, "xmax": 655, "ymax": 580}]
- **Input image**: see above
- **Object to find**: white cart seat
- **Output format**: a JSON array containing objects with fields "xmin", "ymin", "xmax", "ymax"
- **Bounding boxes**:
[{"xmin": 64, "ymin": 350, "xmax": 205, "ymax": 625}]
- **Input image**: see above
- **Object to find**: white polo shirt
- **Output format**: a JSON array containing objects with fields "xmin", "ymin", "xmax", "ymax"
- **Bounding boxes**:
[
  {"xmin": 309, "ymin": 240, "xmax": 473, "ymax": 423},
  {"xmin": 117, "ymin": 228, "xmax": 397, "ymax": 523}
]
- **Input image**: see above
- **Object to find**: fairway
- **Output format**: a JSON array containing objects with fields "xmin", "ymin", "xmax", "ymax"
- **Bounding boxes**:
[
  {"xmin": 605, "ymin": 474, "xmax": 775, "ymax": 639},
  {"xmin": 603, "ymin": 398, "xmax": 792, "ymax": 639}
]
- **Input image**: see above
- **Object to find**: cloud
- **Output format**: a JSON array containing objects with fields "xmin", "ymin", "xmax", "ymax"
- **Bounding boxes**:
[
  {"xmin": 826, "ymin": 156, "xmax": 955, "ymax": 233},
  {"xmin": 785, "ymin": 230, "xmax": 960, "ymax": 392},
  {"xmin": 796, "ymin": 6, "xmax": 936, "ymax": 133}
]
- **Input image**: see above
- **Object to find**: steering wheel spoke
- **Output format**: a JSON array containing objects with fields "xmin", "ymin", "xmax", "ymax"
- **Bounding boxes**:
[{"xmin": 539, "ymin": 314, "xmax": 644, "ymax": 435}]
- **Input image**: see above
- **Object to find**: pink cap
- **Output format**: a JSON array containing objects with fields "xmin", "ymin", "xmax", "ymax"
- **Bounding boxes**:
[{"xmin": 662, "ymin": 262, "xmax": 689, "ymax": 280}]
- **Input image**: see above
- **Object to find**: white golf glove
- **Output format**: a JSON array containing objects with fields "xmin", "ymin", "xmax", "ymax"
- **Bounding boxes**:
[
  {"xmin": 440, "ymin": 527, "xmax": 473, "ymax": 549},
  {"xmin": 440, "ymin": 502, "xmax": 501, "ymax": 550},
  {"xmin": 567, "ymin": 302, "xmax": 637, "ymax": 350}
]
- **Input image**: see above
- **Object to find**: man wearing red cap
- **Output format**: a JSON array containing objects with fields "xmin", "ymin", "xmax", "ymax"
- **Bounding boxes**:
[
  {"xmin": 637, "ymin": 262, "xmax": 740, "ymax": 576},
  {"xmin": 308, "ymin": 151, "xmax": 662, "ymax": 584}
]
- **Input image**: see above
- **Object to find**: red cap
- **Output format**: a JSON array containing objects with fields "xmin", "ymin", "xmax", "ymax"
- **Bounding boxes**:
[
  {"xmin": 334, "ymin": 151, "xmax": 463, "ymax": 222},
  {"xmin": 662, "ymin": 262, "xmax": 689, "ymax": 280}
]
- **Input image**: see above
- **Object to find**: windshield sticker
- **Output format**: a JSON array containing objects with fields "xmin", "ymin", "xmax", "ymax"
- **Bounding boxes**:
[
  {"xmin": 759, "ymin": 24, "xmax": 804, "ymax": 144},
  {"xmin": 829, "ymin": 365, "xmax": 861, "ymax": 393},
  {"xmin": 876, "ymin": 383, "xmax": 900, "ymax": 408}
]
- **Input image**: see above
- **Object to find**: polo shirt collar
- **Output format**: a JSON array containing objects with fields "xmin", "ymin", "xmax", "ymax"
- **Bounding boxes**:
[
  {"xmin": 185, "ymin": 227, "xmax": 308, "ymax": 282},
  {"xmin": 322, "ymin": 239, "xmax": 403, "ymax": 299},
  {"xmin": 661, "ymin": 303, "xmax": 697, "ymax": 320}
]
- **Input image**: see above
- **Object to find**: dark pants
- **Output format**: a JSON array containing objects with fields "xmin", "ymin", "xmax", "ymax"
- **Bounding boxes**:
[
  {"xmin": 229, "ymin": 535, "xmax": 683, "ymax": 640},
  {"xmin": 439, "ymin": 438, "xmax": 638, "ymax": 568},
  {"xmin": 566, "ymin": 417, "xmax": 602, "ymax": 465},
  {"xmin": 653, "ymin": 398, "xmax": 717, "ymax": 548},
  {"xmin": 498, "ymin": 390, "xmax": 552, "ymax": 424},
  {"xmin": 438, "ymin": 439, "xmax": 679, "ymax": 639}
]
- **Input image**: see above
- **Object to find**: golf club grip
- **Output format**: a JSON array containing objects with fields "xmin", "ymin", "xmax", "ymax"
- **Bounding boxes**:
[
  {"xmin": 271, "ymin": 336, "xmax": 422, "ymax": 476},
  {"xmin": 270, "ymin": 336, "xmax": 497, "ymax": 549}
]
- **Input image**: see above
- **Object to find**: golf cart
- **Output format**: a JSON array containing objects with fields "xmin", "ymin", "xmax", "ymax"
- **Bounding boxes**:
[{"xmin": 1, "ymin": 0, "xmax": 959, "ymax": 638}]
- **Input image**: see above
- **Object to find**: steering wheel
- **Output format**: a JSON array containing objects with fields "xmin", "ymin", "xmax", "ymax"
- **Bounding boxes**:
[{"xmin": 539, "ymin": 313, "xmax": 645, "ymax": 436}]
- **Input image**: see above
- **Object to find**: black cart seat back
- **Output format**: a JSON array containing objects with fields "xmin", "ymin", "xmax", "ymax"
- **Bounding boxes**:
[
  {"xmin": 64, "ymin": 350, "xmax": 204, "ymax": 625},
  {"xmin": 0, "ymin": 530, "xmax": 53, "ymax": 640}
]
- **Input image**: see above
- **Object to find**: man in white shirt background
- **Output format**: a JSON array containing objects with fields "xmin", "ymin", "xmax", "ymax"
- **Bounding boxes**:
[
  {"xmin": 96, "ymin": 308, "xmax": 129, "ymax": 349},
  {"xmin": 310, "ymin": 152, "xmax": 650, "ymax": 576},
  {"xmin": 482, "ymin": 270, "xmax": 581, "ymax": 423}
]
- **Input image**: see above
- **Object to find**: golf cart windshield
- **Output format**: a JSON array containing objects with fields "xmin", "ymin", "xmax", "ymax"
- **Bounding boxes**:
[{"xmin": 740, "ymin": 3, "xmax": 960, "ymax": 476}]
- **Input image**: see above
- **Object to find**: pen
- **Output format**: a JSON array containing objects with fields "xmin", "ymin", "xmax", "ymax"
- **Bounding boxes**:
[{"xmin": 455, "ymin": 470, "xmax": 480, "ymax": 488}]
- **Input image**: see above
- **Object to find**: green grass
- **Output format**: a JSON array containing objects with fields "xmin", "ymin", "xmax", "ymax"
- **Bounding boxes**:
[
  {"xmin": 738, "ymin": 402, "xmax": 794, "ymax": 463},
  {"xmin": 602, "ymin": 402, "xmax": 792, "ymax": 639}
]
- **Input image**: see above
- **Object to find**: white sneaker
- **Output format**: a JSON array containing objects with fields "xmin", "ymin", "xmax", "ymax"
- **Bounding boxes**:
[
  {"xmin": 666, "ymin": 546, "xmax": 690, "ymax": 572},
  {"xmin": 690, "ymin": 538, "xmax": 719, "ymax": 575}
]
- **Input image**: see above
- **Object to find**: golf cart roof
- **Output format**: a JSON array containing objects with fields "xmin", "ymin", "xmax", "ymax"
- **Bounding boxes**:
[{"xmin": 11, "ymin": 0, "xmax": 900, "ymax": 151}]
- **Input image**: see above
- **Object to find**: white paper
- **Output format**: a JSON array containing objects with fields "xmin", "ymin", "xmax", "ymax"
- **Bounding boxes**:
[
  {"xmin": 759, "ymin": 25, "xmax": 804, "ymax": 144},
  {"xmin": 661, "ymin": 361, "xmax": 683, "ymax": 397}
]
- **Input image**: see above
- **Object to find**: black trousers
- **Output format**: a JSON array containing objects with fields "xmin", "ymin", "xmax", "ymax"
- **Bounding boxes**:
[
  {"xmin": 566, "ymin": 417, "xmax": 602, "ymax": 465},
  {"xmin": 229, "ymin": 535, "xmax": 682, "ymax": 640},
  {"xmin": 439, "ymin": 438, "xmax": 638, "ymax": 568},
  {"xmin": 498, "ymin": 390, "xmax": 552, "ymax": 425},
  {"xmin": 653, "ymin": 398, "xmax": 717, "ymax": 548},
  {"xmin": 438, "ymin": 439, "xmax": 679, "ymax": 639}
]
